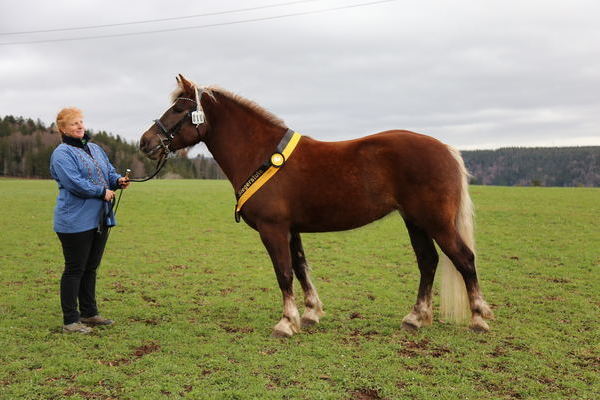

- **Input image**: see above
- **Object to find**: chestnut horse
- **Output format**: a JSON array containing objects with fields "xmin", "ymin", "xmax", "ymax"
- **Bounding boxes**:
[{"xmin": 139, "ymin": 75, "xmax": 493, "ymax": 337}]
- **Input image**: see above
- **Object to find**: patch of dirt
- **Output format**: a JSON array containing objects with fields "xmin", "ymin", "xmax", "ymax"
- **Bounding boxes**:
[
  {"xmin": 167, "ymin": 264, "xmax": 190, "ymax": 271},
  {"xmin": 265, "ymin": 374, "xmax": 282, "ymax": 390},
  {"xmin": 350, "ymin": 329, "xmax": 380, "ymax": 339},
  {"xmin": 537, "ymin": 376, "xmax": 556, "ymax": 385},
  {"xmin": 62, "ymin": 387, "xmax": 115, "ymax": 399},
  {"xmin": 179, "ymin": 385, "xmax": 193, "ymax": 396},
  {"xmin": 349, "ymin": 312, "xmax": 364, "ymax": 319},
  {"xmin": 545, "ymin": 277, "xmax": 571, "ymax": 283},
  {"xmin": 128, "ymin": 316, "xmax": 161, "ymax": 325},
  {"xmin": 347, "ymin": 388, "xmax": 386, "ymax": 400},
  {"xmin": 141, "ymin": 295, "xmax": 159, "ymax": 306},
  {"xmin": 490, "ymin": 346, "xmax": 507, "ymax": 357},
  {"xmin": 132, "ymin": 342, "xmax": 161, "ymax": 357},
  {"xmin": 573, "ymin": 355, "xmax": 600, "ymax": 369},
  {"xmin": 200, "ymin": 367, "xmax": 221, "ymax": 376},
  {"xmin": 111, "ymin": 282, "xmax": 130, "ymax": 293},
  {"xmin": 482, "ymin": 361, "xmax": 509, "ymax": 373},
  {"xmin": 480, "ymin": 380, "xmax": 524, "ymax": 399},
  {"xmin": 395, "ymin": 381, "xmax": 407, "ymax": 389},
  {"xmin": 397, "ymin": 338, "xmax": 451, "ymax": 358},
  {"xmin": 99, "ymin": 341, "xmax": 161, "ymax": 367}
]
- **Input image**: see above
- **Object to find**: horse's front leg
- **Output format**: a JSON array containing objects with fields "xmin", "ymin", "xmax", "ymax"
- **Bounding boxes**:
[
  {"xmin": 258, "ymin": 223, "xmax": 301, "ymax": 337},
  {"xmin": 290, "ymin": 233, "xmax": 324, "ymax": 327}
]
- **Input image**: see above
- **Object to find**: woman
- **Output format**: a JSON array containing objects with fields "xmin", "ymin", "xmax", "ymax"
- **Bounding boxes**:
[{"xmin": 50, "ymin": 107, "xmax": 130, "ymax": 334}]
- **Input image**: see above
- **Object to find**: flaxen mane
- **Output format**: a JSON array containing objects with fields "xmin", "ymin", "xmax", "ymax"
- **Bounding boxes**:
[{"xmin": 171, "ymin": 82, "xmax": 286, "ymax": 128}]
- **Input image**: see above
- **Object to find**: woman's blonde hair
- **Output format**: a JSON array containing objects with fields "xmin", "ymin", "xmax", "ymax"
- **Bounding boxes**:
[{"xmin": 56, "ymin": 107, "xmax": 84, "ymax": 133}]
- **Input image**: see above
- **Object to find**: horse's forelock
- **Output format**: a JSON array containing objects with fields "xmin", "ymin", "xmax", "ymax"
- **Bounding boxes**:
[
  {"xmin": 170, "ymin": 80, "xmax": 217, "ymax": 104},
  {"xmin": 170, "ymin": 78, "xmax": 202, "ymax": 103}
]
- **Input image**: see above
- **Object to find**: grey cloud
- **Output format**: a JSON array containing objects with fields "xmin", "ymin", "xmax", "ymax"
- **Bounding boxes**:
[{"xmin": 0, "ymin": 0, "xmax": 599, "ymax": 154}]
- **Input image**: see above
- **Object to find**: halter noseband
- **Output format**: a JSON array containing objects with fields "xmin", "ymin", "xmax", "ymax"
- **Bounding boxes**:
[{"xmin": 147, "ymin": 88, "xmax": 205, "ymax": 157}]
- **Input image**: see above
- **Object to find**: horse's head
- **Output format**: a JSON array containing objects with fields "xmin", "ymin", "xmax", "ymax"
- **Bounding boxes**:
[{"xmin": 140, "ymin": 74, "xmax": 208, "ymax": 160}]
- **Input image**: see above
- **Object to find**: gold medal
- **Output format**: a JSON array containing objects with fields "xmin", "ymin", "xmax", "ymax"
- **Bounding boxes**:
[{"xmin": 270, "ymin": 152, "xmax": 285, "ymax": 167}]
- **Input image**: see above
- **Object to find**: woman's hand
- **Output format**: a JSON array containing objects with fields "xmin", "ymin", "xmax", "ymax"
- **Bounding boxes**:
[
  {"xmin": 117, "ymin": 177, "xmax": 131, "ymax": 189},
  {"xmin": 104, "ymin": 189, "xmax": 116, "ymax": 201}
]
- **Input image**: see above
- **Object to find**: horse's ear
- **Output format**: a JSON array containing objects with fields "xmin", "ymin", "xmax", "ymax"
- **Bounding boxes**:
[
  {"xmin": 175, "ymin": 75, "xmax": 181, "ymax": 85},
  {"xmin": 178, "ymin": 74, "xmax": 194, "ymax": 92}
]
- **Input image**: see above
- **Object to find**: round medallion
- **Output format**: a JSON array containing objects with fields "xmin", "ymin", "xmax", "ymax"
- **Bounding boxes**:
[{"xmin": 270, "ymin": 152, "xmax": 285, "ymax": 167}]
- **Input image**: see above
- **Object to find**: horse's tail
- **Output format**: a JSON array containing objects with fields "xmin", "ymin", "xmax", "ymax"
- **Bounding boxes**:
[{"xmin": 439, "ymin": 145, "xmax": 474, "ymax": 323}]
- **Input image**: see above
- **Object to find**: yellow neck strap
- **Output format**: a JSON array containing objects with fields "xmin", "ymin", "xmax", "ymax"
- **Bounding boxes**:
[{"xmin": 235, "ymin": 130, "xmax": 302, "ymax": 222}]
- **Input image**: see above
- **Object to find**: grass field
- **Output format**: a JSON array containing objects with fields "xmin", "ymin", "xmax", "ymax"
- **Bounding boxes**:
[{"xmin": 0, "ymin": 179, "xmax": 598, "ymax": 399}]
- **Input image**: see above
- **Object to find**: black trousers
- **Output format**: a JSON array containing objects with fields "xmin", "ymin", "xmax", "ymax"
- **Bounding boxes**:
[{"xmin": 57, "ymin": 228, "xmax": 109, "ymax": 325}]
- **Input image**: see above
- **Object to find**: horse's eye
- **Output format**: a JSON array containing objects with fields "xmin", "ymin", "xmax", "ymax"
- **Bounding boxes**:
[{"xmin": 173, "ymin": 107, "xmax": 184, "ymax": 113}]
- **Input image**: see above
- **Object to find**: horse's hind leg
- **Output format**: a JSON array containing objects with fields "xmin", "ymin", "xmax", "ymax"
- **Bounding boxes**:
[
  {"xmin": 258, "ymin": 224, "xmax": 301, "ymax": 337},
  {"xmin": 434, "ymin": 229, "xmax": 493, "ymax": 332},
  {"xmin": 290, "ymin": 233, "xmax": 324, "ymax": 327},
  {"xmin": 402, "ymin": 220, "xmax": 439, "ymax": 330}
]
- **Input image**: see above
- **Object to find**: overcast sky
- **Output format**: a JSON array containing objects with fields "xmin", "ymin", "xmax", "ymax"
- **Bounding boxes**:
[{"xmin": 1, "ymin": 0, "xmax": 599, "ymax": 155}]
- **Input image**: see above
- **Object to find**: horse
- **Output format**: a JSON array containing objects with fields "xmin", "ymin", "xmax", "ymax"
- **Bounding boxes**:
[{"xmin": 139, "ymin": 74, "xmax": 494, "ymax": 337}]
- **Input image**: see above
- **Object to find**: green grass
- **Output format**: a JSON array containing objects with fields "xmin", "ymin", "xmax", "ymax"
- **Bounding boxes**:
[{"xmin": 1, "ymin": 179, "xmax": 598, "ymax": 399}]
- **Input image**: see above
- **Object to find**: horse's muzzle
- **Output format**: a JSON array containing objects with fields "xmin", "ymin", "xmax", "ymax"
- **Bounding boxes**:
[{"xmin": 139, "ymin": 132, "xmax": 163, "ymax": 160}]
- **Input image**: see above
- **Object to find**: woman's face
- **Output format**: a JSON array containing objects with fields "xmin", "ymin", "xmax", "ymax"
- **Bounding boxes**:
[{"xmin": 62, "ymin": 117, "xmax": 85, "ymax": 138}]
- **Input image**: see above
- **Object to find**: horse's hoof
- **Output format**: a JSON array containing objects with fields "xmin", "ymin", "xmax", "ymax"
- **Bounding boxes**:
[
  {"xmin": 272, "ymin": 328, "xmax": 294, "ymax": 338},
  {"xmin": 301, "ymin": 316, "xmax": 318, "ymax": 328},
  {"xmin": 469, "ymin": 316, "xmax": 490, "ymax": 333},
  {"xmin": 402, "ymin": 321, "xmax": 420, "ymax": 332},
  {"xmin": 301, "ymin": 309, "xmax": 321, "ymax": 326},
  {"xmin": 272, "ymin": 317, "xmax": 299, "ymax": 338},
  {"xmin": 480, "ymin": 302, "xmax": 495, "ymax": 320},
  {"xmin": 401, "ymin": 313, "xmax": 422, "ymax": 331}
]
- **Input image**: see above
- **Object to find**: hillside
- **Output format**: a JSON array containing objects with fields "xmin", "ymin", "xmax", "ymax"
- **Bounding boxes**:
[
  {"xmin": 462, "ymin": 147, "xmax": 600, "ymax": 187},
  {"xmin": 0, "ymin": 115, "xmax": 225, "ymax": 180}
]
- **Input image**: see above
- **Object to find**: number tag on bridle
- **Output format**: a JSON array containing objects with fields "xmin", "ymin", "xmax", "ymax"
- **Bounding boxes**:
[{"xmin": 191, "ymin": 110, "xmax": 205, "ymax": 125}]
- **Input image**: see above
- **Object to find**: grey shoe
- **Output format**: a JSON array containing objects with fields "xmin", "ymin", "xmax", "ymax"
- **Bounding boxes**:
[
  {"xmin": 80, "ymin": 315, "xmax": 114, "ymax": 326},
  {"xmin": 63, "ymin": 322, "xmax": 93, "ymax": 334}
]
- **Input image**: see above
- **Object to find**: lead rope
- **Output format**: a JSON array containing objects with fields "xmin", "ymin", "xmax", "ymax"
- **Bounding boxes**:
[
  {"xmin": 105, "ymin": 166, "xmax": 134, "ymax": 242},
  {"xmin": 128, "ymin": 156, "xmax": 169, "ymax": 182}
]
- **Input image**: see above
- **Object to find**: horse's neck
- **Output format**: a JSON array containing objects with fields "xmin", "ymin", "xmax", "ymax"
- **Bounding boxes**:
[{"xmin": 204, "ymin": 100, "xmax": 286, "ymax": 190}]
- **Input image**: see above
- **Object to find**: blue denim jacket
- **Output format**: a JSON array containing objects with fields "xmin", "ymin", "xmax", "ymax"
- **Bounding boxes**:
[{"xmin": 50, "ymin": 142, "xmax": 121, "ymax": 233}]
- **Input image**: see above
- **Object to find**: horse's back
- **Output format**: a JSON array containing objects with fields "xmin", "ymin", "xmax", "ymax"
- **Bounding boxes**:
[{"xmin": 255, "ymin": 130, "xmax": 462, "ymax": 232}]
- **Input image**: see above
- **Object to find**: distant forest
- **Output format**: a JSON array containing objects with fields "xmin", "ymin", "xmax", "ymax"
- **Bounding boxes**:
[
  {"xmin": 0, "ymin": 115, "xmax": 225, "ymax": 180},
  {"xmin": 462, "ymin": 147, "xmax": 599, "ymax": 187},
  {"xmin": 1, "ymin": 115, "xmax": 598, "ymax": 187}
]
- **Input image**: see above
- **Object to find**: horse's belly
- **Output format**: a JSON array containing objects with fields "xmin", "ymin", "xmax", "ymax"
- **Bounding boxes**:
[{"xmin": 291, "ymin": 189, "xmax": 398, "ymax": 232}]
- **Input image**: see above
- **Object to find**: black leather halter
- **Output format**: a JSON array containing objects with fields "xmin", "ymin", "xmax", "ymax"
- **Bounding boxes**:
[
  {"xmin": 146, "ymin": 97, "xmax": 198, "ymax": 158},
  {"xmin": 133, "ymin": 91, "xmax": 204, "ymax": 182}
]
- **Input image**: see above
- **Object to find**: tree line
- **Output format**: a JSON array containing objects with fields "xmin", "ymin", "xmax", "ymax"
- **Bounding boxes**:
[
  {"xmin": 462, "ymin": 147, "xmax": 600, "ymax": 187},
  {"xmin": 1, "ymin": 114, "xmax": 598, "ymax": 186},
  {"xmin": 0, "ymin": 115, "xmax": 225, "ymax": 180}
]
